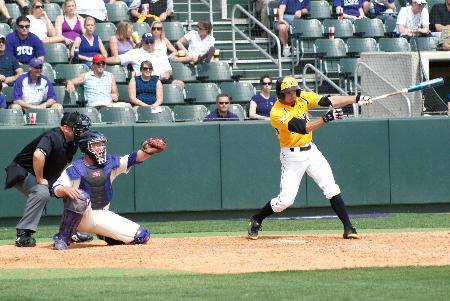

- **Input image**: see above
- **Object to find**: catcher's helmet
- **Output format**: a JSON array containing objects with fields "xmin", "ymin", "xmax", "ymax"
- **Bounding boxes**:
[
  {"xmin": 78, "ymin": 130, "xmax": 107, "ymax": 165},
  {"xmin": 275, "ymin": 76, "xmax": 301, "ymax": 99},
  {"xmin": 61, "ymin": 112, "xmax": 91, "ymax": 140}
]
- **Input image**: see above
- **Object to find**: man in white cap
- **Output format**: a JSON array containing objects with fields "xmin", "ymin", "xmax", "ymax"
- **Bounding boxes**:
[{"xmin": 396, "ymin": 0, "xmax": 431, "ymax": 38}]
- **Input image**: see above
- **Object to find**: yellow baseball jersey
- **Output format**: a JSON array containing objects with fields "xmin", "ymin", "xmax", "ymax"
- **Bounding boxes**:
[{"xmin": 270, "ymin": 91, "xmax": 322, "ymax": 147}]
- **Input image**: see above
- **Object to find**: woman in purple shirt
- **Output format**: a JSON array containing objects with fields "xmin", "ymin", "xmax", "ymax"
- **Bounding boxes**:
[
  {"xmin": 70, "ymin": 16, "xmax": 107, "ymax": 65},
  {"xmin": 109, "ymin": 21, "xmax": 136, "ymax": 56},
  {"xmin": 55, "ymin": 0, "xmax": 85, "ymax": 45},
  {"xmin": 249, "ymin": 74, "xmax": 276, "ymax": 120}
]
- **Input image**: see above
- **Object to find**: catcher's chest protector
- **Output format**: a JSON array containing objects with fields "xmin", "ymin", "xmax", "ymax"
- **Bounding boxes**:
[{"xmin": 83, "ymin": 167, "xmax": 108, "ymax": 210}]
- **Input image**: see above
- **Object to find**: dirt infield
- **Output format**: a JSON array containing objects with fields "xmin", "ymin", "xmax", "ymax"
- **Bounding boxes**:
[{"xmin": 1, "ymin": 231, "xmax": 449, "ymax": 274}]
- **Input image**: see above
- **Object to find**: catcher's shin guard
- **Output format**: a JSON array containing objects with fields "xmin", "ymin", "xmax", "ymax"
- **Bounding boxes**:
[
  {"xmin": 53, "ymin": 208, "xmax": 83, "ymax": 249},
  {"xmin": 132, "ymin": 226, "xmax": 150, "ymax": 244}
]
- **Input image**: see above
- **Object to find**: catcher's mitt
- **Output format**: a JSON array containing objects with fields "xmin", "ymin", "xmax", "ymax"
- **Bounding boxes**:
[{"xmin": 141, "ymin": 137, "xmax": 167, "ymax": 155}]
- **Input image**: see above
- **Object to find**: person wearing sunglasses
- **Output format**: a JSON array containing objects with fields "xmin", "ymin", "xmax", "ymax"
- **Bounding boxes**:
[
  {"xmin": 0, "ymin": 33, "xmax": 24, "ymax": 88},
  {"xmin": 249, "ymin": 74, "xmax": 276, "ymax": 121},
  {"xmin": 129, "ymin": 0, "xmax": 174, "ymax": 24},
  {"xmin": 128, "ymin": 60, "xmax": 163, "ymax": 112},
  {"xmin": 204, "ymin": 94, "xmax": 240, "ymax": 122},
  {"xmin": 5, "ymin": 15, "xmax": 45, "ymax": 64},
  {"xmin": 149, "ymin": 20, "xmax": 177, "ymax": 57},
  {"xmin": 173, "ymin": 20, "xmax": 215, "ymax": 64},
  {"xmin": 10, "ymin": 58, "xmax": 62, "ymax": 112},
  {"xmin": 109, "ymin": 21, "xmax": 136, "ymax": 57}
]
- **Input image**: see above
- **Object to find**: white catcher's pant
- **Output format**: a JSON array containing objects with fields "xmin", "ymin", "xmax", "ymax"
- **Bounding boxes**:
[
  {"xmin": 271, "ymin": 143, "xmax": 341, "ymax": 212},
  {"xmin": 77, "ymin": 205, "xmax": 140, "ymax": 243}
]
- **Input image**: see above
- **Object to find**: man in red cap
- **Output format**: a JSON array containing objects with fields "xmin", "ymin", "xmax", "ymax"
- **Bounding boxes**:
[{"xmin": 66, "ymin": 54, "xmax": 130, "ymax": 109}]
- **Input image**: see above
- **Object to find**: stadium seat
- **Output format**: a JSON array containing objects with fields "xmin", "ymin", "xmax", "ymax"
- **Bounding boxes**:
[
  {"xmin": 427, "ymin": 0, "xmax": 444, "ymax": 11},
  {"xmin": 171, "ymin": 62, "xmax": 198, "ymax": 83},
  {"xmin": 106, "ymin": 2, "xmax": 129, "ymax": 23},
  {"xmin": 309, "ymin": 1, "xmax": 332, "ymax": 19},
  {"xmin": 322, "ymin": 19, "xmax": 354, "ymax": 40},
  {"xmin": 207, "ymin": 103, "xmax": 246, "ymax": 120},
  {"xmin": 53, "ymin": 85, "xmax": 78, "ymax": 107},
  {"xmin": 94, "ymin": 22, "xmax": 117, "ymax": 42},
  {"xmin": 339, "ymin": 57, "xmax": 361, "ymax": 93},
  {"xmin": 136, "ymin": 106, "xmax": 175, "ymax": 123},
  {"xmin": 42, "ymin": 63, "xmax": 55, "ymax": 83},
  {"xmin": 173, "ymin": 105, "xmax": 209, "ymax": 122},
  {"xmin": 291, "ymin": 19, "xmax": 324, "ymax": 57},
  {"xmin": 2, "ymin": 86, "xmax": 13, "ymax": 104},
  {"xmin": 219, "ymin": 82, "xmax": 255, "ymax": 104},
  {"xmin": 64, "ymin": 107, "xmax": 102, "ymax": 124},
  {"xmin": 24, "ymin": 108, "xmax": 62, "ymax": 126},
  {"xmin": 0, "ymin": 23, "xmax": 11, "ymax": 37},
  {"xmin": 99, "ymin": 107, "xmax": 136, "ymax": 124},
  {"xmin": 384, "ymin": 18, "xmax": 398, "ymax": 37},
  {"xmin": 346, "ymin": 38, "xmax": 379, "ymax": 56},
  {"xmin": 196, "ymin": 61, "xmax": 233, "ymax": 82},
  {"xmin": 184, "ymin": 83, "xmax": 220, "ymax": 104},
  {"xmin": 354, "ymin": 18, "xmax": 385, "ymax": 38},
  {"xmin": 410, "ymin": 36, "xmax": 439, "ymax": 51},
  {"xmin": 378, "ymin": 37, "xmax": 411, "ymax": 52},
  {"xmin": 267, "ymin": 1, "xmax": 280, "ymax": 30},
  {"xmin": 44, "ymin": 43, "xmax": 70, "ymax": 64},
  {"xmin": 106, "ymin": 65, "xmax": 127, "ymax": 83},
  {"xmin": 54, "ymin": 64, "xmax": 89, "ymax": 84},
  {"xmin": 132, "ymin": 22, "xmax": 151, "ymax": 38},
  {"xmin": 117, "ymin": 84, "xmax": 130, "ymax": 103},
  {"xmin": 163, "ymin": 22, "xmax": 185, "ymax": 43},
  {"xmin": 314, "ymin": 38, "xmax": 347, "ymax": 74},
  {"xmin": 44, "ymin": 3, "xmax": 62, "ymax": 23},
  {"xmin": 5, "ymin": 4, "xmax": 21, "ymax": 20},
  {"xmin": 0, "ymin": 109, "xmax": 25, "ymax": 126},
  {"xmin": 162, "ymin": 84, "xmax": 185, "ymax": 105}
]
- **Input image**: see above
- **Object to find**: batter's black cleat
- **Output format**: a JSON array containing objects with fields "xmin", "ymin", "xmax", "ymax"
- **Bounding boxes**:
[
  {"xmin": 248, "ymin": 218, "xmax": 261, "ymax": 240},
  {"xmin": 343, "ymin": 226, "xmax": 359, "ymax": 239},
  {"xmin": 15, "ymin": 229, "xmax": 36, "ymax": 247},
  {"xmin": 71, "ymin": 231, "xmax": 94, "ymax": 243}
]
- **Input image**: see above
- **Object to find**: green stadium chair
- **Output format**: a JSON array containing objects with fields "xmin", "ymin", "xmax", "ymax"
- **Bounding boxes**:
[
  {"xmin": 136, "ymin": 106, "xmax": 175, "ymax": 123},
  {"xmin": 106, "ymin": 2, "xmax": 129, "ymax": 23},
  {"xmin": 219, "ymin": 82, "xmax": 255, "ymax": 104},
  {"xmin": 117, "ymin": 84, "xmax": 130, "ymax": 103},
  {"xmin": 64, "ymin": 107, "xmax": 102, "ymax": 124},
  {"xmin": 314, "ymin": 38, "xmax": 347, "ymax": 74},
  {"xmin": 106, "ymin": 65, "xmax": 127, "ymax": 83},
  {"xmin": 427, "ymin": 0, "xmax": 444, "ymax": 11},
  {"xmin": 2, "ymin": 85, "xmax": 13, "ymax": 104},
  {"xmin": 410, "ymin": 36, "xmax": 439, "ymax": 51},
  {"xmin": 42, "ymin": 63, "xmax": 55, "ymax": 83},
  {"xmin": 173, "ymin": 105, "xmax": 209, "ymax": 122},
  {"xmin": 44, "ymin": 3, "xmax": 62, "ymax": 23},
  {"xmin": 163, "ymin": 22, "xmax": 185, "ymax": 43},
  {"xmin": 196, "ymin": 61, "xmax": 233, "ymax": 82},
  {"xmin": 0, "ymin": 23, "xmax": 11, "ymax": 37},
  {"xmin": 378, "ymin": 37, "xmax": 411, "ymax": 52},
  {"xmin": 94, "ymin": 22, "xmax": 117, "ymax": 42},
  {"xmin": 322, "ymin": 19, "xmax": 354, "ymax": 39},
  {"xmin": 184, "ymin": 83, "xmax": 220, "ymax": 104},
  {"xmin": 53, "ymin": 85, "xmax": 79, "ymax": 107},
  {"xmin": 44, "ymin": 43, "xmax": 70, "ymax": 64},
  {"xmin": 346, "ymin": 38, "xmax": 378, "ymax": 57},
  {"xmin": 5, "ymin": 3, "xmax": 21, "ymax": 20},
  {"xmin": 162, "ymin": 84, "xmax": 185, "ymax": 105},
  {"xmin": 339, "ymin": 57, "xmax": 361, "ymax": 93},
  {"xmin": 132, "ymin": 22, "xmax": 150, "ymax": 37},
  {"xmin": 24, "ymin": 108, "xmax": 62, "ymax": 126},
  {"xmin": 267, "ymin": 1, "xmax": 280, "ymax": 30},
  {"xmin": 171, "ymin": 62, "xmax": 198, "ymax": 83},
  {"xmin": 0, "ymin": 109, "xmax": 25, "ymax": 126},
  {"xmin": 291, "ymin": 19, "xmax": 324, "ymax": 57},
  {"xmin": 99, "ymin": 107, "xmax": 136, "ymax": 124},
  {"xmin": 54, "ymin": 64, "xmax": 89, "ymax": 84},
  {"xmin": 309, "ymin": 1, "xmax": 332, "ymax": 20},
  {"xmin": 354, "ymin": 18, "xmax": 385, "ymax": 38},
  {"xmin": 384, "ymin": 17, "xmax": 398, "ymax": 37}
]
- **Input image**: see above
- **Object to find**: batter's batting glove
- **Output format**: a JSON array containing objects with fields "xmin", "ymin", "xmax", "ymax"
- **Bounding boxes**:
[
  {"xmin": 322, "ymin": 108, "xmax": 343, "ymax": 123},
  {"xmin": 356, "ymin": 94, "xmax": 373, "ymax": 106}
]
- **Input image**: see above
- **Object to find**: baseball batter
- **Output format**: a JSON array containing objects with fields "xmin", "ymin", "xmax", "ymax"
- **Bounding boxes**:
[
  {"xmin": 51, "ymin": 130, "xmax": 166, "ymax": 250},
  {"xmin": 248, "ymin": 76, "xmax": 373, "ymax": 240}
]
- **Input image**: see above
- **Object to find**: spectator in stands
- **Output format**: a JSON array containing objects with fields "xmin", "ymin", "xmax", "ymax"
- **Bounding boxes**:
[
  {"xmin": 75, "ymin": 0, "xmax": 107, "ymax": 23},
  {"xmin": 441, "ymin": 25, "xmax": 450, "ymax": 49},
  {"xmin": 204, "ymin": 94, "xmax": 239, "ymax": 122},
  {"xmin": 363, "ymin": 0, "xmax": 396, "ymax": 20},
  {"xmin": 10, "ymin": 58, "xmax": 63, "ymax": 112},
  {"xmin": 66, "ymin": 54, "xmax": 130, "ymax": 109},
  {"xmin": 10, "ymin": 0, "xmax": 29, "ymax": 15},
  {"xmin": 109, "ymin": 21, "xmax": 136, "ymax": 56},
  {"xmin": 129, "ymin": 0, "xmax": 174, "ymax": 24},
  {"xmin": 5, "ymin": 15, "xmax": 45, "ymax": 64},
  {"xmin": 0, "ymin": 34, "xmax": 23, "ymax": 88},
  {"xmin": 27, "ymin": 0, "xmax": 72, "ymax": 45},
  {"xmin": 173, "ymin": 20, "xmax": 215, "ymax": 64},
  {"xmin": 150, "ymin": 20, "xmax": 177, "ymax": 56},
  {"xmin": 429, "ymin": 0, "xmax": 450, "ymax": 36},
  {"xmin": 55, "ymin": 0, "xmax": 85, "ymax": 46},
  {"xmin": 333, "ymin": 0, "xmax": 366, "ymax": 21},
  {"xmin": 128, "ymin": 60, "xmax": 163, "ymax": 112},
  {"xmin": 70, "ymin": 16, "xmax": 108, "ymax": 66},
  {"xmin": 255, "ymin": 0, "xmax": 271, "ymax": 34},
  {"xmin": 277, "ymin": 0, "xmax": 311, "ymax": 57},
  {"xmin": 396, "ymin": 0, "xmax": 431, "ymax": 39},
  {"xmin": 249, "ymin": 74, "xmax": 276, "ymax": 121},
  {"xmin": 0, "ymin": 0, "xmax": 13, "ymax": 26}
]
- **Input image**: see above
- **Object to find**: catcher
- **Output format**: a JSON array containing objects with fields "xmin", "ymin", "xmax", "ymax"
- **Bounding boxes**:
[{"xmin": 51, "ymin": 130, "xmax": 166, "ymax": 250}]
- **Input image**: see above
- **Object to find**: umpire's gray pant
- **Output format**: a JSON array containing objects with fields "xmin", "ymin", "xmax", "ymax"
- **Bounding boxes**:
[{"xmin": 14, "ymin": 173, "xmax": 50, "ymax": 232}]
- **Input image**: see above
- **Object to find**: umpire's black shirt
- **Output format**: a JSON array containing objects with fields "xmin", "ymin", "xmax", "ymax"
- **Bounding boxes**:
[{"xmin": 13, "ymin": 127, "xmax": 77, "ymax": 186}]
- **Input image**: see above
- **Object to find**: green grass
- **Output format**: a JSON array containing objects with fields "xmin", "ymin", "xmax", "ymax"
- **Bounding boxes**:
[{"xmin": 0, "ymin": 266, "xmax": 449, "ymax": 301}]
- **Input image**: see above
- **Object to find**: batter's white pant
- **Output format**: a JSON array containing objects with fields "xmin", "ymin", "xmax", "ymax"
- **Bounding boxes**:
[
  {"xmin": 77, "ymin": 205, "xmax": 140, "ymax": 243},
  {"xmin": 271, "ymin": 143, "xmax": 341, "ymax": 212}
]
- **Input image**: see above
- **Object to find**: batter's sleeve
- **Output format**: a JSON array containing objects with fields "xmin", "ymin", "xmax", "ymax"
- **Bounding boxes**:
[
  {"xmin": 270, "ymin": 107, "xmax": 295, "ymax": 132},
  {"xmin": 300, "ymin": 91, "xmax": 322, "ymax": 109}
]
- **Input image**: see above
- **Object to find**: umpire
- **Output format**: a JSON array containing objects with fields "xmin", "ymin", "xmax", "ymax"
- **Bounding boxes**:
[{"xmin": 4, "ymin": 112, "xmax": 91, "ymax": 247}]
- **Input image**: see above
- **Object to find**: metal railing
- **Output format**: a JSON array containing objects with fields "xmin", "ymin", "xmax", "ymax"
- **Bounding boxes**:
[
  {"xmin": 231, "ymin": 4, "xmax": 282, "ymax": 77},
  {"xmin": 187, "ymin": 0, "xmax": 214, "ymax": 30}
]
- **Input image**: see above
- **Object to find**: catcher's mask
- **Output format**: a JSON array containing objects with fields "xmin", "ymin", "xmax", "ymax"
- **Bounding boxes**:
[
  {"xmin": 78, "ymin": 130, "xmax": 107, "ymax": 165},
  {"xmin": 275, "ymin": 76, "xmax": 301, "ymax": 99},
  {"xmin": 61, "ymin": 112, "xmax": 91, "ymax": 141}
]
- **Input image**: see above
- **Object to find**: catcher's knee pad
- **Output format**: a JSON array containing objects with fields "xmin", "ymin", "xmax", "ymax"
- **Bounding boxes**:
[
  {"xmin": 132, "ymin": 226, "xmax": 150, "ymax": 244},
  {"xmin": 64, "ymin": 190, "xmax": 90, "ymax": 214}
]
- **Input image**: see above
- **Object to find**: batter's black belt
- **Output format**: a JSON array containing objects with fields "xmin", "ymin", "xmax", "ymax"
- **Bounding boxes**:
[{"xmin": 290, "ymin": 145, "xmax": 311, "ymax": 152}]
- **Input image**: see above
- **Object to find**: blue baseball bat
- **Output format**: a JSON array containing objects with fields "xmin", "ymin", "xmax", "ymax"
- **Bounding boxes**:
[{"xmin": 371, "ymin": 78, "xmax": 444, "ymax": 101}]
